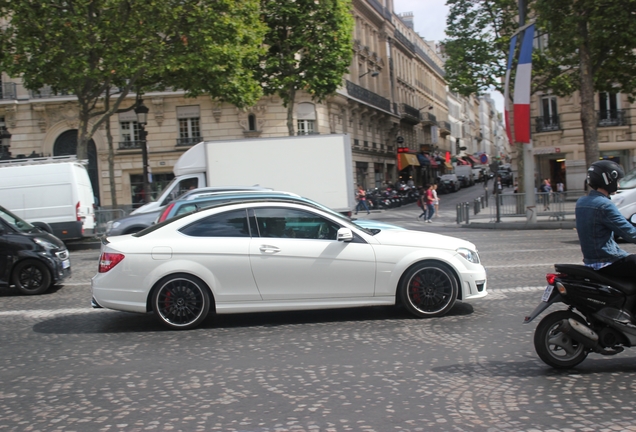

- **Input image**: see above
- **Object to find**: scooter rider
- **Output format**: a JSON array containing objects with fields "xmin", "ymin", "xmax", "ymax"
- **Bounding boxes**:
[{"xmin": 575, "ymin": 160, "xmax": 636, "ymax": 279}]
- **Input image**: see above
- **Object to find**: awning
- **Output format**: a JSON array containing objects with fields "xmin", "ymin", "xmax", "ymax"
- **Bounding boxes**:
[
  {"xmin": 456, "ymin": 159, "xmax": 470, "ymax": 165},
  {"xmin": 444, "ymin": 161, "xmax": 453, "ymax": 170},
  {"xmin": 398, "ymin": 153, "xmax": 420, "ymax": 171},
  {"xmin": 463, "ymin": 155, "xmax": 480, "ymax": 166}
]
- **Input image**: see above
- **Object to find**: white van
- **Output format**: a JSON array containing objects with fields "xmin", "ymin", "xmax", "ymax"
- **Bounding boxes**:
[{"xmin": 0, "ymin": 156, "xmax": 95, "ymax": 241}]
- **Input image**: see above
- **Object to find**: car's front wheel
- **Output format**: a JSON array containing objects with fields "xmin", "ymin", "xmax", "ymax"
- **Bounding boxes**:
[
  {"xmin": 400, "ymin": 261, "xmax": 458, "ymax": 317},
  {"xmin": 151, "ymin": 274, "xmax": 211, "ymax": 330},
  {"xmin": 12, "ymin": 259, "xmax": 52, "ymax": 295}
]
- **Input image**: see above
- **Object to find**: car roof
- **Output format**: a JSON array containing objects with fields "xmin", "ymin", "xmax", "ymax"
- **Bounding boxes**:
[
  {"xmin": 179, "ymin": 186, "xmax": 273, "ymax": 200},
  {"xmin": 181, "ymin": 190, "xmax": 299, "ymax": 202}
]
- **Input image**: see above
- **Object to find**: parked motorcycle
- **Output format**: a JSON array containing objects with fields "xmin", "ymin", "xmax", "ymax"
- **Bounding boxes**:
[{"xmin": 524, "ymin": 263, "xmax": 636, "ymax": 369}]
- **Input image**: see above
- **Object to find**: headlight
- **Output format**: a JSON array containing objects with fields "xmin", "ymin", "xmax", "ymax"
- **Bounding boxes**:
[
  {"xmin": 33, "ymin": 237, "xmax": 58, "ymax": 250},
  {"xmin": 457, "ymin": 247, "xmax": 480, "ymax": 264}
]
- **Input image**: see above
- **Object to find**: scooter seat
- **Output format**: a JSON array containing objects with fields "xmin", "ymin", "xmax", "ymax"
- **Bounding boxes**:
[{"xmin": 554, "ymin": 264, "xmax": 636, "ymax": 296}]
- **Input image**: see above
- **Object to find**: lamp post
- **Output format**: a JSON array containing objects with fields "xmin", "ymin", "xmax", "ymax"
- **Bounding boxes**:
[
  {"xmin": 0, "ymin": 125, "xmax": 11, "ymax": 159},
  {"xmin": 359, "ymin": 70, "xmax": 379, "ymax": 79},
  {"xmin": 134, "ymin": 101, "xmax": 150, "ymax": 202}
]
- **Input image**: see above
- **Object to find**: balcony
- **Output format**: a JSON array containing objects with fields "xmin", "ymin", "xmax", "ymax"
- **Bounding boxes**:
[
  {"xmin": 345, "ymin": 80, "xmax": 391, "ymax": 112},
  {"xmin": 535, "ymin": 115, "xmax": 561, "ymax": 133},
  {"xmin": 394, "ymin": 30, "xmax": 415, "ymax": 53},
  {"xmin": 0, "ymin": 82, "xmax": 17, "ymax": 100},
  {"xmin": 400, "ymin": 103, "xmax": 420, "ymax": 125},
  {"xmin": 118, "ymin": 140, "xmax": 143, "ymax": 150},
  {"xmin": 30, "ymin": 85, "xmax": 74, "ymax": 99},
  {"xmin": 420, "ymin": 112, "xmax": 437, "ymax": 125},
  {"xmin": 439, "ymin": 121, "xmax": 451, "ymax": 137},
  {"xmin": 598, "ymin": 109, "xmax": 628, "ymax": 127},
  {"xmin": 176, "ymin": 137, "xmax": 202, "ymax": 147}
]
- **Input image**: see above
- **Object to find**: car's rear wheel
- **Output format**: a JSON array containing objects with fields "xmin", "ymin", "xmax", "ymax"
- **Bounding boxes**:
[
  {"xmin": 12, "ymin": 259, "xmax": 52, "ymax": 295},
  {"xmin": 151, "ymin": 274, "xmax": 211, "ymax": 330},
  {"xmin": 400, "ymin": 261, "xmax": 458, "ymax": 317}
]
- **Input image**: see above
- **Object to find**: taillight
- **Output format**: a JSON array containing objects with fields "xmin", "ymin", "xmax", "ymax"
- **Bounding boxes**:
[
  {"xmin": 76, "ymin": 201, "xmax": 81, "ymax": 221},
  {"xmin": 158, "ymin": 203, "xmax": 175, "ymax": 223},
  {"xmin": 546, "ymin": 273, "xmax": 557, "ymax": 285},
  {"xmin": 99, "ymin": 252, "xmax": 125, "ymax": 273}
]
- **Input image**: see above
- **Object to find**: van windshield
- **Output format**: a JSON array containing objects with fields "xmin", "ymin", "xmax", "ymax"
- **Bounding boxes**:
[{"xmin": 620, "ymin": 167, "xmax": 636, "ymax": 189}]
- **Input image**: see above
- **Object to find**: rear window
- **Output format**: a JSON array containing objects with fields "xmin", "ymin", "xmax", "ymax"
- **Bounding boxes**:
[{"xmin": 179, "ymin": 209, "xmax": 250, "ymax": 237}]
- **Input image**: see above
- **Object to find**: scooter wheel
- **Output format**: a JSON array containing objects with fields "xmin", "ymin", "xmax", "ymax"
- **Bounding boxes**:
[{"xmin": 534, "ymin": 310, "xmax": 588, "ymax": 369}]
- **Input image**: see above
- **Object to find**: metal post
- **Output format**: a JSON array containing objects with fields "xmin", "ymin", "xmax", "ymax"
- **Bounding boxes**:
[{"xmin": 495, "ymin": 190, "xmax": 501, "ymax": 222}]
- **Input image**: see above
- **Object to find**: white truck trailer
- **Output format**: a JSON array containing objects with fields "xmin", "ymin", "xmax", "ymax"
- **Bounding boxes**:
[
  {"xmin": 132, "ymin": 134, "xmax": 356, "ymax": 214},
  {"xmin": 0, "ymin": 156, "xmax": 96, "ymax": 240}
]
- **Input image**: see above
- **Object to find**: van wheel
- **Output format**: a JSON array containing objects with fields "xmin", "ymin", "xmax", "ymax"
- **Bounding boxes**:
[{"xmin": 12, "ymin": 260, "xmax": 52, "ymax": 295}]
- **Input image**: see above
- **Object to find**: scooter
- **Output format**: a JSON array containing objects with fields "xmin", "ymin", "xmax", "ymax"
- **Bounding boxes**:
[{"xmin": 524, "ymin": 264, "xmax": 636, "ymax": 369}]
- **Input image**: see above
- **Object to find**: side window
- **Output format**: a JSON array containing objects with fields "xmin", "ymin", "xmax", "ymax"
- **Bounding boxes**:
[
  {"xmin": 179, "ymin": 209, "xmax": 249, "ymax": 237},
  {"xmin": 254, "ymin": 208, "xmax": 340, "ymax": 240}
]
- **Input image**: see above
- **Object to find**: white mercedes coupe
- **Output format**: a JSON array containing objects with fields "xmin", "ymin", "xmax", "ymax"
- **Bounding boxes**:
[{"xmin": 92, "ymin": 199, "xmax": 487, "ymax": 330}]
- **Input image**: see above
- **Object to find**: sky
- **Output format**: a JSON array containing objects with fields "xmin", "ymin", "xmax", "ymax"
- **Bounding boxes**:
[{"xmin": 392, "ymin": 0, "xmax": 505, "ymax": 113}]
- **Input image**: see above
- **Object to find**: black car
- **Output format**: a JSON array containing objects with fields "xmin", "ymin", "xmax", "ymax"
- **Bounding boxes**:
[
  {"xmin": 0, "ymin": 205, "xmax": 71, "ymax": 295},
  {"xmin": 497, "ymin": 170, "xmax": 513, "ymax": 187}
]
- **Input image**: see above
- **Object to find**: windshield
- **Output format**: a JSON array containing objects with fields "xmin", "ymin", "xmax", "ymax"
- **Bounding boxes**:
[
  {"xmin": 0, "ymin": 206, "xmax": 39, "ymax": 233},
  {"xmin": 620, "ymin": 167, "xmax": 636, "ymax": 189}
]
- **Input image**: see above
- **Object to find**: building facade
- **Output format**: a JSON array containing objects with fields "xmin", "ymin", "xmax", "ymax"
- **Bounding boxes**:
[{"xmin": 0, "ymin": 0, "xmax": 509, "ymax": 210}]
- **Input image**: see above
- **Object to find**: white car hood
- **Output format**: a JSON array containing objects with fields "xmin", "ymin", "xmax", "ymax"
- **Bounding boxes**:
[{"xmin": 371, "ymin": 229, "xmax": 476, "ymax": 252}]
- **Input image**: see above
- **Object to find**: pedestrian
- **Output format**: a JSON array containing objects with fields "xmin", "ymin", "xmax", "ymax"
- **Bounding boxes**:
[
  {"xmin": 556, "ymin": 180, "xmax": 564, "ymax": 202},
  {"xmin": 539, "ymin": 179, "xmax": 552, "ymax": 210},
  {"xmin": 417, "ymin": 185, "xmax": 429, "ymax": 220},
  {"xmin": 354, "ymin": 184, "xmax": 370, "ymax": 215},
  {"xmin": 432, "ymin": 184, "xmax": 440, "ymax": 217},
  {"xmin": 420, "ymin": 184, "xmax": 435, "ymax": 222},
  {"xmin": 493, "ymin": 175, "xmax": 503, "ymax": 195}
]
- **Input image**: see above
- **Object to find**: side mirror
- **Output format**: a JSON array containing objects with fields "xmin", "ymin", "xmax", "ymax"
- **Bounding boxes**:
[{"xmin": 336, "ymin": 227, "xmax": 354, "ymax": 242}]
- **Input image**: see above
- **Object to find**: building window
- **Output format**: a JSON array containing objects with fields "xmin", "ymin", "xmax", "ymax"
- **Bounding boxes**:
[
  {"xmin": 598, "ymin": 92, "xmax": 625, "ymax": 126},
  {"xmin": 176, "ymin": 105, "xmax": 201, "ymax": 146},
  {"xmin": 296, "ymin": 102, "xmax": 316, "ymax": 135},
  {"xmin": 120, "ymin": 121, "xmax": 140, "ymax": 148},
  {"xmin": 537, "ymin": 95, "xmax": 559, "ymax": 132},
  {"xmin": 248, "ymin": 114, "xmax": 257, "ymax": 131}
]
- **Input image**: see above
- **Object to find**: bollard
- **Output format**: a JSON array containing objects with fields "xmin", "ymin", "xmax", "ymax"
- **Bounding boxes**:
[
  {"xmin": 474, "ymin": 199, "xmax": 480, "ymax": 215},
  {"xmin": 464, "ymin": 202, "xmax": 470, "ymax": 224},
  {"xmin": 456, "ymin": 203, "xmax": 462, "ymax": 224}
]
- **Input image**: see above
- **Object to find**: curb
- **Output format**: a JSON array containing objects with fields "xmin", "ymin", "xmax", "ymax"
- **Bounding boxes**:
[{"xmin": 463, "ymin": 221, "xmax": 577, "ymax": 230}]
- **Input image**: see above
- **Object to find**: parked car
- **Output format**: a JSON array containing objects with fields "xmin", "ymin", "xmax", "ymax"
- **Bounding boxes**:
[
  {"xmin": 457, "ymin": 175, "xmax": 472, "ymax": 188},
  {"xmin": 439, "ymin": 174, "xmax": 461, "ymax": 192},
  {"xmin": 92, "ymin": 199, "xmax": 487, "ymax": 329},
  {"xmin": 104, "ymin": 186, "xmax": 273, "ymax": 236},
  {"xmin": 0, "ymin": 205, "xmax": 70, "ymax": 295}
]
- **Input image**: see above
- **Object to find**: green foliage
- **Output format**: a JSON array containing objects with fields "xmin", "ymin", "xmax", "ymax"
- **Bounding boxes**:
[
  {"xmin": 533, "ymin": 0, "xmax": 636, "ymax": 99},
  {"xmin": 259, "ymin": 0, "xmax": 353, "ymax": 133},
  {"xmin": 443, "ymin": 0, "xmax": 518, "ymax": 97},
  {"xmin": 0, "ymin": 0, "xmax": 266, "ymax": 157}
]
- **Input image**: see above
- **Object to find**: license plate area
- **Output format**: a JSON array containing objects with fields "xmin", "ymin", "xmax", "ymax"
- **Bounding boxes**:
[
  {"xmin": 541, "ymin": 285, "xmax": 554, "ymax": 302},
  {"xmin": 62, "ymin": 259, "xmax": 71, "ymax": 269}
]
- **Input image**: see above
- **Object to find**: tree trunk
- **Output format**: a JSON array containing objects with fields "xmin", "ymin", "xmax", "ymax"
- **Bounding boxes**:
[
  {"xmin": 578, "ymin": 17, "xmax": 599, "ymax": 168},
  {"xmin": 286, "ymin": 86, "xmax": 296, "ymax": 136}
]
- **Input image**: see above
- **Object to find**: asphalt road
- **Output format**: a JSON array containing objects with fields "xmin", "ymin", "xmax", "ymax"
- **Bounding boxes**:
[{"xmin": 3, "ymin": 183, "xmax": 636, "ymax": 432}]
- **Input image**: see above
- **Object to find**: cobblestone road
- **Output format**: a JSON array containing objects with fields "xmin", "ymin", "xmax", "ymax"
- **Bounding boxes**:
[{"xmin": 3, "ymin": 188, "xmax": 636, "ymax": 431}]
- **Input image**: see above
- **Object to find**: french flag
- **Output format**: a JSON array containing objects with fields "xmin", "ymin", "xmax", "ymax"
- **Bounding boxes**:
[
  {"xmin": 513, "ymin": 24, "xmax": 535, "ymax": 143},
  {"xmin": 503, "ymin": 35, "xmax": 517, "ymax": 143}
]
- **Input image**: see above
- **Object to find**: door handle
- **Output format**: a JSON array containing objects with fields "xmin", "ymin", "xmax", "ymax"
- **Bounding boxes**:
[{"xmin": 259, "ymin": 245, "xmax": 281, "ymax": 254}]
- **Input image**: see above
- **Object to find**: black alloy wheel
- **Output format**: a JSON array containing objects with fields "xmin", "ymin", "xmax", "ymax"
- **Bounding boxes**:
[
  {"xmin": 12, "ymin": 259, "xmax": 52, "ymax": 295},
  {"xmin": 151, "ymin": 274, "xmax": 211, "ymax": 330},
  {"xmin": 400, "ymin": 261, "xmax": 458, "ymax": 317}
]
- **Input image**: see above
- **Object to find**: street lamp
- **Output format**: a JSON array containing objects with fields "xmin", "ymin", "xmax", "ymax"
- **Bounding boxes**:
[
  {"xmin": 0, "ymin": 125, "xmax": 11, "ymax": 159},
  {"xmin": 359, "ymin": 70, "xmax": 379, "ymax": 78},
  {"xmin": 134, "ymin": 101, "xmax": 150, "ymax": 202}
]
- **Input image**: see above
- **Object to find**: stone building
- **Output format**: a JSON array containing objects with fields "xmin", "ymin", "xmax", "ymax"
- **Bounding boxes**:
[
  {"xmin": 0, "ymin": 1, "xmax": 470, "ymax": 209},
  {"xmin": 531, "ymin": 90, "xmax": 635, "ymax": 192}
]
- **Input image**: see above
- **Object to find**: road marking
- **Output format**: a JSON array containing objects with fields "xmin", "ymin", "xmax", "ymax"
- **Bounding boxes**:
[{"xmin": 485, "ymin": 263, "xmax": 576, "ymax": 268}]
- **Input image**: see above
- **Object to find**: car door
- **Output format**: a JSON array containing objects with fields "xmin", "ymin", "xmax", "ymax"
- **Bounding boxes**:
[
  {"xmin": 249, "ymin": 207, "xmax": 376, "ymax": 300},
  {"xmin": 0, "ymin": 222, "xmax": 13, "ymax": 285}
]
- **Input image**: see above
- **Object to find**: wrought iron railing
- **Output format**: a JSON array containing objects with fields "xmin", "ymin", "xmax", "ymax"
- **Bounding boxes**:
[
  {"xmin": 176, "ymin": 137, "xmax": 202, "ymax": 146},
  {"xmin": 118, "ymin": 140, "xmax": 143, "ymax": 150},
  {"xmin": 597, "ymin": 109, "xmax": 628, "ymax": 127},
  {"xmin": 421, "ymin": 112, "xmax": 437, "ymax": 124},
  {"xmin": 535, "ymin": 115, "xmax": 561, "ymax": 132},
  {"xmin": 400, "ymin": 103, "xmax": 420, "ymax": 124},
  {"xmin": 30, "ymin": 86, "xmax": 74, "ymax": 99},
  {"xmin": 345, "ymin": 80, "xmax": 391, "ymax": 112}
]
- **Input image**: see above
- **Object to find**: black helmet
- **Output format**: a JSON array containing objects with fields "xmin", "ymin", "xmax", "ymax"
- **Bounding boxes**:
[{"xmin": 587, "ymin": 160, "xmax": 625, "ymax": 193}]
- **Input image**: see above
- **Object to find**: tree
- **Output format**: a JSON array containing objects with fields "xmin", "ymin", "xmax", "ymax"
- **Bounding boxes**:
[
  {"xmin": 0, "ymin": 0, "xmax": 266, "ymax": 161},
  {"xmin": 259, "ymin": 0, "xmax": 354, "ymax": 136},
  {"xmin": 533, "ymin": 0, "xmax": 636, "ymax": 168}
]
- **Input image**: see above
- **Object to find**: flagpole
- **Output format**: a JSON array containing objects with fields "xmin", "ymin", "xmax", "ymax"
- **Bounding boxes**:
[{"xmin": 518, "ymin": 0, "xmax": 537, "ymax": 224}]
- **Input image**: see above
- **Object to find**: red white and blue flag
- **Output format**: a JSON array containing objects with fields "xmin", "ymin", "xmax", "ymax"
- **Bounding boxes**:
[
  {"xmin": 513, "ymin": 24, "xmax": 535, "ymax": 143},
  {"xmin": 503, "ymin": 34, "xmax": 517, "ymax": 143}
]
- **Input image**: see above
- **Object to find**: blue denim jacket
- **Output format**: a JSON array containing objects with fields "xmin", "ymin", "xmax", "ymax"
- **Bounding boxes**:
[{"xmin": 575, "ymin": 190, "xmax": 636, "ymax": 265}]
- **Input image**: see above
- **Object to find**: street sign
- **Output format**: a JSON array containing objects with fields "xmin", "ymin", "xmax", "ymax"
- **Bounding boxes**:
[
  {"xmin": 396, "ymin": 136, "xmax": 404, "ymax": 144},
  {"xmin": 480, "ymin": 154, "xmax": 488, "ymax": 164}
]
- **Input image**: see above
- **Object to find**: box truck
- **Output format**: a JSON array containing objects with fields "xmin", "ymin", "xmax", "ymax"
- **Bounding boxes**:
[
  {"xmin": 131, "ymin": 134, "xmax": 356, "ymax": 214},
  {"xmin": 0, "ymin": 156, "xmax": 96, "ymax": 241}
]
